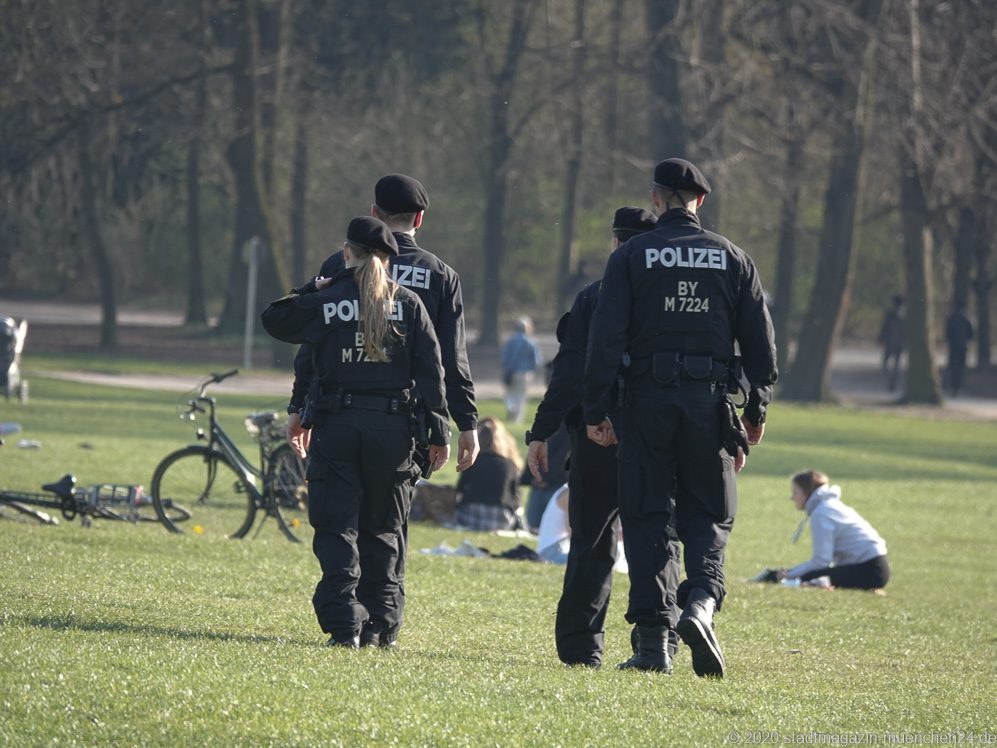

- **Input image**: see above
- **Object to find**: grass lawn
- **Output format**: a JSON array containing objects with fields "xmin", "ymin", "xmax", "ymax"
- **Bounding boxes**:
[{"xmin": 1, "ymin": 374, "xmax": 996, "ymax": 746}]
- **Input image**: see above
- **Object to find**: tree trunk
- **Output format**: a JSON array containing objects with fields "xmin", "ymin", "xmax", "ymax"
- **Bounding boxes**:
[
  {"xmin": 480, "ymin": 90, "xmax": 513, "ymax": 347},
  {"xmin": 780, "ymin": 0, "xmax": 883, "ymax": 402},
  {"xmin": 690, "ymin": 0, "xmax": 726, "ymax": 232},
  {"xmin": 646, "ymin": 0, "xmax": 687, "ymax": 159},
  {"xmin": 185, "ymin": 135, "xmax": 208, "ymax": 326},
  {"xmin": 77, "ymin": 127, "xmax": 117, "ymax": 350},
  {"xmin": 772, "ymin": 132, "xmax": 804, "ymax": 377},
  {"xmin": 217, "ymin": 0, "xmax": 288, "ymax": 336},
  {"xmin": 289, "ymin": 83, "xmax": 312, "ymax": 285},
  {"xmin": 952, "ymin": 207, "xmax": 975, "ymax": 309},
  {"xmin": 477, "ymin": 0, "xmax": 537, "ymax": 347},
  {"xmin": 257, "ymin": 0, "xmax": 290, "ymax": 197},
  {"xmin": 603, "ymin": 0, "xmax": 624, "ymax": 191},
  {"xmin": 185, "ymin": 0, "xmax": 208, "ymax": 327},
  {"xmin": 898, "ymin": 0, "xmax": 942, "ymax": 404},
  {"xmin": 556, "ymin": 0, "xmax": 586, "ymax": 315},
  {"xmin": 975, "ymin": 204, "xmax": 993, "ymax": 369},
  {"xmin": 898, "ymin": 151, "xmax": 942, "ymax": 403}
]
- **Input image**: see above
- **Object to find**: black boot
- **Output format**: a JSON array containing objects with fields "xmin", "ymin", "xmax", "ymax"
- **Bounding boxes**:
[
  {"xmin": 325, "ymin": 632, "xmax": 360, "ymax": 649},
  {"xmin": 676, "ymin": 589, "xmax": 725, "ymax": 678},
  {"xmin": 360, "ymin": 622, "xmax": 398, "ymax": 649},
  {"xmin": 617, "ymin": 625, "xmax": 672, "ymax": 673}
]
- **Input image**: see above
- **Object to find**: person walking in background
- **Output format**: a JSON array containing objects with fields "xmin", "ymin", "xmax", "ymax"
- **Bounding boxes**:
[
  {"xmin": 878, "ymin": 296, "xmax": 905, "ymax": 392},
  {"xmin": 261, "ymin": 217, "xmax": 450, "ymax": 649},
  {"xmin": 501, "ymin": 316, "xmax": 542, "ymax": 423},
  {"xmin": 944, "ymin": 301, "xmax": 974, "ymax": 396}
]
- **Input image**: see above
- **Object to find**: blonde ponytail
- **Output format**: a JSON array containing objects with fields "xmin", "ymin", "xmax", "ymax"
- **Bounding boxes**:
[{"xmin": 351, "ymin": 244, "xmax": 397, "ymax": 362}]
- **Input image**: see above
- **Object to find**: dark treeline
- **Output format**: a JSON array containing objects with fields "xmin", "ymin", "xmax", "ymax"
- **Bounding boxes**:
[{"xmin": 1, "ymin": 0, "xmax": 994, "ymax": 403}]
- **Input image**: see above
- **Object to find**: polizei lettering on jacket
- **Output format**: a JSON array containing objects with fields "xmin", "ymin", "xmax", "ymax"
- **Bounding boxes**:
[
  {"xmin": 323, "ymin": 299, "xmax": 403, "ymax": 324},
  {"xmin": 644, "ymin": 247, "xmax": 727, "ymax": 270},
  {"xmin": 390, "ymin": 263, "xmax": 432, "ymax": 290}
]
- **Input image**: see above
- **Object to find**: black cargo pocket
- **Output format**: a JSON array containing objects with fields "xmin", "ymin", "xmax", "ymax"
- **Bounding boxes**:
[
  {"xmin": 683, "ymin": 355, "xmax": 713, "ymax": 380},
  {"xmin": 305, "ymin": 458, "xmax": 332, "ymax": 529},
  {"xmin": 651, "ymin": 351, "xmax": 681, "ymax": 387}
]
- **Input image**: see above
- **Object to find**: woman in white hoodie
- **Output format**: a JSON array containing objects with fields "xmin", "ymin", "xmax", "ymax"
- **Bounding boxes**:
[{"xmin": 780, "ymin": 470, "xmax": 890, "ymax": 590}]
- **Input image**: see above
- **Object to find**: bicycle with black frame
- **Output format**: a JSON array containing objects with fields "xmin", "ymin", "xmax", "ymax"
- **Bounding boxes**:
[
  {"xmin": 149, "ymin": 370, "xmax": 308, "ymax": 542},
  {"xmin": 1, "ymin": 474, "xmax": 191, "ymax": 527}
]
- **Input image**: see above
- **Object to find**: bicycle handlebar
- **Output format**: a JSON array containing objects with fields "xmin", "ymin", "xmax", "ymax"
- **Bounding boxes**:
[
  {"xmin": 195, "ymin": 370, "xmax": 239, "ymax": 399},
  {"xmin": 179, "ymin": 370, "xmax": 239, "ymax": 420}
]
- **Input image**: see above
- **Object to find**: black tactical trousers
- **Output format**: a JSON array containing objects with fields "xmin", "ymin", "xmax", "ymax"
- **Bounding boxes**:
[
  {"xmin": 306, "ymin": 408, "xmax": 417, "ymax": 639},
  {"xmin": 555, "ymin": 428, "xmax": 681, "ymax": 665},
  {"xmin": 616, "ymin": 382, "xmax": 736, "ymax": 628},
  {"xmin": 554, "ymin": 429, "xmax": 619, "ymax": 665}
]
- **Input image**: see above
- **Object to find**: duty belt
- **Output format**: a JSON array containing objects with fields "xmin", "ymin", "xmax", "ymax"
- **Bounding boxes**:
[
  {"xmin": 315, "ymin": 391, "xmax": 408, "ymax": 415},
  {"xmin": 629, "ymin": 352, "xmax": 731, "ymax": 386}
]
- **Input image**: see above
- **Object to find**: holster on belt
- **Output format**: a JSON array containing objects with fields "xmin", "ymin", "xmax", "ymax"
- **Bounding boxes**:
[
  {"xmin": 408, "ymin": 390, "xmax": 434, "ymax": 481},
  {"xmin": 726, "ymin": 356, "xmax": 748, "ymax": 407},
  {"xmin": 300, "ymin": 383, "xmax": 343, "ymax": 429},
  {"xmin": 299, "ymin": 379, "xmax": 321, "ymax": 429},
  {"xmin": 651, "ymin": 352, "xmax": 718, "ymax": 386}
]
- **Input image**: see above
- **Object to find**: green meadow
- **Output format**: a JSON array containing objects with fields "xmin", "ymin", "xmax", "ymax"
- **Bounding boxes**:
[{"xmin": 1, "ymin": 374, "xmax": 995, "ymax": 746}]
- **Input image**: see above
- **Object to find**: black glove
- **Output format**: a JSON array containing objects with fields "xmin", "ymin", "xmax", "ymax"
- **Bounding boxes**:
[{"xmin": 719, "ymin": 396, "xmax": 749, "ymax": 459}]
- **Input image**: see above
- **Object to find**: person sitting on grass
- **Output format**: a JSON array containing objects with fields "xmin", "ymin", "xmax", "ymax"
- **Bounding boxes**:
[
  {"xmin": 776, "ymin": 470, "xmax": 890, "ymax": 591},
  {"xmin": 453, "ymin": 419, "xmax": 522, "ymax": 532}
]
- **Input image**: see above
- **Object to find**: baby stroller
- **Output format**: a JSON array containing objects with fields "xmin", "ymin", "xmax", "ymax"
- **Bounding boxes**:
[{"xmin": 1, "ymin": 316, "xmax": 28, "ymax": 402}]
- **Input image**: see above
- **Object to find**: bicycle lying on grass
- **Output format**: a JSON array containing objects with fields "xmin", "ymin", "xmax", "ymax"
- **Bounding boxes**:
[
  {"xmin": 1, "ymin": 474, "xmax": 191, "ymax": 527},
  {"xmin": 150, "ymin": 370, "xmax": 308, "ymax": 542}
]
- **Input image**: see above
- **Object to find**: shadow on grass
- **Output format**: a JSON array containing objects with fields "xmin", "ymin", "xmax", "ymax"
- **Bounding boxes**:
[{"xmin": 10, "ymin": 613, "xmax": 317, "ymax": 648}]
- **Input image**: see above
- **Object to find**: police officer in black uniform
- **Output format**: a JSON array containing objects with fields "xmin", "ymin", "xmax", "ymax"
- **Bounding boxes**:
[
  {"xmin": 262, "ymin": 217, "xmax": 451, "ymax": 649},
  {"xmin": 584, "ymin": 159, "xmax": 777, "ymax": 677},
  {"xmin": 287, "ymin": 175, "xmax": 477, "ymax": 647},
  {"xmin": 287, "ymin": 174, "xmax": 478, "ymax": 471},
  {"xmin": 526, "ymin": 206, "xmax": 684, "ymax": 668}
]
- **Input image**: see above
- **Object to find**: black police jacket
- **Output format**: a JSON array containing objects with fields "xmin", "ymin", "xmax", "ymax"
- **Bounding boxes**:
[
  {"xmin": 291, "ymin": 233, "xmax": 477, "ymax": 432},
  {"xmin": 261, "ymin": 269, "xmax": 451, "ymax": 446},
  {"xmin": 528, "ymin": 280, "xmax": 602, "ymax": 442},
  {"xmin": 583, "ymin": 209, "xmax": 777, "ymax": 426}
]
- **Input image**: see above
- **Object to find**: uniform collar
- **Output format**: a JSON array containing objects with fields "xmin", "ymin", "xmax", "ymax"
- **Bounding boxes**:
[
  {"xmin": 393, "ymin": 232, "xmax": 420, "ymax": 255},
  {"xmin": 655, "ymin": 209, "xmax": 701, "ymax": 229},
  {"xmin": 327, "ymin": 266, "xmax": 357, "ymax": 284}
]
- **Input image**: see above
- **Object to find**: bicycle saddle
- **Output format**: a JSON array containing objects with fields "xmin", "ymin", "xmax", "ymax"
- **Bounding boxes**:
[{"xmin": 42, "ymin": 474, "xmax": 76, "ymax": 499}]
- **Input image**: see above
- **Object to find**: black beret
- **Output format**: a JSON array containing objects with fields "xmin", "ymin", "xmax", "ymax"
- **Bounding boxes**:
[
  {"xmin": 374, "ymin": 173, "xmax": 430, "ymax": 214},
  {"xmin": 346, "ymin": 217, "xmax": 399, "ymax": 256},
  {"xmin": 612, "ymin": 206, "xmax": 657, "ymax": 236},
  {"xmin": 653, "ymin": 158, "xmax": 711, "ymax": 195}
]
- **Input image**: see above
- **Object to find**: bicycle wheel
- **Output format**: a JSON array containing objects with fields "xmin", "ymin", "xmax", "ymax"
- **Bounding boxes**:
[
  {"xmin": 266, "ymin": 444, "xmax": 308, "ymax": 542},
  {"xmin": 151, "ymin": 446, "xmax": 256, "ymax": 538},
  {"xmin": 134, "ymin": 501, "xmax": 193, "ymax": 525}
]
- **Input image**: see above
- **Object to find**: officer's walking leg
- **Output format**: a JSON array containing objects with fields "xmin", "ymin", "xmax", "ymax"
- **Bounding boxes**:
[
  {"xmin": 614, "ymin": 400, "xmax": 680, "ymax": 672},
  {"xmin": 354, "ymin": 416, "xmax": 415, "ymax": 647},
  {"xmin": 554, "ymin": 430, "xmax": 619, "ymax": 666},
  {"xmin": 307, "ymin": 423, "xmax": 367, "ymax": 646},
  {"xmin": 673, "ymin": 393, "xmax": 735, "ymax": 677}
]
